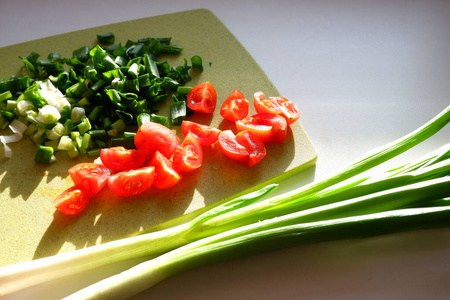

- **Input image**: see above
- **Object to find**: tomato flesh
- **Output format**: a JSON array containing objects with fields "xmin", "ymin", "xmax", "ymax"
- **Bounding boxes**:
[
  {"xmin": 150, "ymin": 151, "xmax": 182, "ymax": 189},
  {"xmin": 107, "ymin": 166, "xmax": 155, "ymax": 197},
  {"xmin": 235, "ymin": 130, "xmax": 266, "ymax": 167},
  {"xmin": 187, "ymin": 82, "xmax": 217, "ymax": 114},
  {"xmin": 134, "ymin": 121, "xmax": 180, "ymax": 159},
  {"xmin": 172, "ymin": 131, "xmax": 203, "ymax": 172},
  {"xmin": 236, "ymin": 113, "xmax": 287, "ymax": 143},
  {"xmin": 269, "ymin": 96, "xmax": 301, "ymax": 125},
  {"xmin": 53, "ymin": 184, "xmax": 92, "ymax": 215},
  {"xmin": 253, "ymin": 92, "xmax": 301, "ymax": 125},
  {"xmin": 68, "ymin": 163, "xmax": 110, "ymax": 194},
  {"xmin": 181, "ymin": 120, "xmax": 221, "ymax": 146},
  {"xmin": 220, "ymin": 89, "xmax": 249, "ymax": 121},
  {"xmin": 218, "ymin": 130, "xmax": 250, "ymax": 164},
  {"xmin": 100, "ymin": 146, "xmax": 146, "ymax": 172}
]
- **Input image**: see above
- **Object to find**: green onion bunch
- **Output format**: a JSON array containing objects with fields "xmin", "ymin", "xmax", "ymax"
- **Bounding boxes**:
[{"xmin": 1, "ymin": 105, "xmax": 449, "ymax": 299}]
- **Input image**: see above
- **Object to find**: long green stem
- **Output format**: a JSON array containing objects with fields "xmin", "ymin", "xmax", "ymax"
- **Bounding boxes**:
[{"xmin": 64, "ymin": 205, "xmax": 450, "ymax": 300}]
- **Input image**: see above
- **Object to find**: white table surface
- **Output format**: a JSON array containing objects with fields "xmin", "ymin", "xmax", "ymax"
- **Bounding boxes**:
[{"xmin": 1, "ymin": 0, "xmax": 450, "ymax": 299}]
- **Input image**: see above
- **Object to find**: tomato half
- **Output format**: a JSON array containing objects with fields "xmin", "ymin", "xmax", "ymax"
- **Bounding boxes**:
[
  {"xmin": 68, "ymin": 163, "xmax": 110, "ymax": 194},
  {"xmin": 235, "ymin": 113, "xmax": 288, "ymax": 143},
  {"xmin": 181, "ymin": 120, "xmax": 221, "ymax": 146},
  {"xmin": 53, "ymin": 184, "xmax": 92, "ymax": 215},
  {"xmin": 253, "ymin": 92, "xmax": 301, "ymax": 125},
  {"xmin": 217, "ymin": 130, "xmax": 250, "ymax": 164},
  {"xmin": 100, "ymin": 146, "xmax": 147, "ymax": 172},
  {"xmin": 171, "ymin": 131, "xmax": 203, "ymax": 172},
  {"xmin": 186, "ymin": 82, "xmax": 217, "ymax": 114},
  {"xmin": 134, "ymin": 121, "xmax": 180, "ymax": 159},
  {"xmin": 220, "ymin": 89, "xmax": 249, "ymax": 121},
  {"xmin": 150, "ymin": 151, "xmax": 182, "ymax": 189},
  {"xmin": 107, "ymin": 166, "xmax": 155, "ymax": 197},
  {"xmin": 235, "ymin": 130, "xmax": 266, "ymax": 167}
]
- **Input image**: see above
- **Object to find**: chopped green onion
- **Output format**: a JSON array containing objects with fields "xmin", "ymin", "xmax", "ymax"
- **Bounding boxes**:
[
  {"xmin": 96, "ymin": 32, "xmax": 115, "ymax": 44},
  {"xmin": 71, "ymin": 107, "xmax": 85, "ymax": 123},
  {"xmin": 37, "ymin": 105, "xmax": 60, "ymax": 124},
  {"xmin": 191, "ymin": 55, "xmax": 203, "ymax": 71},
  {"xmin": 34, "ymin": 144, "xmax": 56, "ymax": 164},
  {"xmin": 170, "ymin": 101, "xmax": 186, "ymax": 125},
  {"xmin": 0, "ymin": 91, "xmax": 12, "ymax": 102}
]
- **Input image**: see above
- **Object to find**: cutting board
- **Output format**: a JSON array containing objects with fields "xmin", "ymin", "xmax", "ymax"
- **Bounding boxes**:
[{"xmin": 0, "ymin": 9, "xmax": 317, "ymax": 267}]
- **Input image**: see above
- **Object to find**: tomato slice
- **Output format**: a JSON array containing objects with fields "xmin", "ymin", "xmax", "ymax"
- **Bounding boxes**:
[
  {"xmin": 269, "ymin": 96, "xmax": 301, "ymax": 125},
  {"xmin": 100, "ymin": 146, "xmax": 147, "ymax": 172},
  {"xmin": 53, "ymin": 184, "xmax": 92, "ymax": 215},
  {"xmin": 253, "ymin": 92, "xmax": 301, "ymax": 125},
  {"xmin": 218, "ymin": 130, "xmax": 249, "ymax": 164},
  {"xmin": 253, "ymin": 91, "xmax": 282, "ymax": 115},
  {"xmin": 181, "ymin": 120, "xmax": 221, "ymax": 146},
  {"xmin": 220, "ymin": 89, "xmax": 249, "ymax": 121},
  {"xmin": 235, "ymin": 113, "xmax": 288, "ymax": 143},
  {"xmin": 187, "ymin": 82, "xmax": 217, "ymax": 114},
  {"xmin": 107, "ymin": 166, "xmax": 155, "ymax": 197},
  {"xmin": 150, "ymin": 151, "xmax": 182, "ymax": 189},
  {"xmin": 68, "ymin": 163, "xmax": 110, "ymax": 194},
  {"xmin": 171, "ymin": 131, "xmax": 203, "ymax": 172},
  {"xmin": 235, "ymin": 130, "xmax": 266, "ymax": 167},
  {"xmin": 134, "ymin": 121, "xmax": 180, "ymax": 159}
]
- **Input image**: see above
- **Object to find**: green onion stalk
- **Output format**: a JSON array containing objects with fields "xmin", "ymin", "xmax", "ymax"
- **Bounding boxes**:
[{"xmin": 1, "ymin": 105, "xmax": 450, "ymax": 298}]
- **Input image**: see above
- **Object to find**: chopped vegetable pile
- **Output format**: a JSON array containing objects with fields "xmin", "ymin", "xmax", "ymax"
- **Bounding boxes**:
[{"xmin": 0, "ymin": 32, "xmax": 202, "ymax": 161}]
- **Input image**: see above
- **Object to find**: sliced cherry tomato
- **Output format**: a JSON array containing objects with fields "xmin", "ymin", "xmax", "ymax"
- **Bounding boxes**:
[
  {"xmin": 235, "ymin": 130, "xmax": 266, "ymax": 167},
  {"xmin": 181, "ymin": 120, "xmax": 221, "ymax": 146},
  {"xmin": 134, "ymin": 121, "xmax": 180, "ymax": 159},
  {"xmin": 100, "ymin": 146, "xmax": 146, "ymax": 172},
  {"xmin": 235, "ymin": 113, "xmax": 288, "ymax": 143},
  {"xmin": 107, "ymin": 166, "xmax": 155, "ymax": 197},
  {"xmin": 220, "ymin": 89, "xmax": 249, "ymax": 121},
  {"xmin": 186, "ymin": 82, "xmax": 217, "ymax": 114},
  {"xmin": 253, "ymin": 92, "xmax": 301, "ymax": 125},
  {"xmin": 68, "ymin": 163, "xmax": 110, "ymax": 194},
  {"xmin": 171, "ymin": 132, "xmax": 203, "ymax": 172},
  {"xmin": 150, "ymin": 151, "xmax": 182, "ymax": 189},
  {"xmin": 253, "ymin": 91, "xmax": 282, "ymax": 115},
  {"xmin": 218, "ymin": 130, "xmax": 266, "ymax": 167},
  {"xmin": 53, "ymin": 184, "xmax": 92, "ymax": 215},
  {"xmin": 218, "ymin": 130, "xmax": 250, "ymax": 164}
]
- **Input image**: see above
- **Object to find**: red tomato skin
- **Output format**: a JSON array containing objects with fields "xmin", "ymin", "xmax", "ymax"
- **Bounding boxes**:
[
  {"xmin": 134, "ymin": 121, "xmax": 180, "ymax": 159},
  {"xmin": 269, "ymin": 96, "xmax": 301, "ymax": 125},
  {"xmin": 172, "ymin": 132, "xmax": 203, "ymax": 172},
  {"xmin": 107, "ymin": 166, "xmax": 155, "ymax": 197},
  {"xmin": 100, "ymin": 147, "xmax": 147, "ymax": 172},
  {"xmin": 181, "ymin": 120, "xmax": 221, "ymax": 146},
  {"xmin": 53, "ymin": 184, "xmax": 92, "ymax": 215},
  {"xmin": 235, "ymin": 131, "xmax": 266, "ymax": 167},
  {"xmin": 150, "ymin": 151, "xmax": 182, "ymax": 189},
  {"xmin": 220, "ymin": 89, "xmax": 249, "ymax": 121},
  {"xmin": 218, "ymin": 130, "xmax": 249, "ymax": 163},
  {"xmin": 187, "ymin": 82, "xmax": 217, "ymax": 114},
  {"xmin": 68, "ymin": 163, "xmax": 110, "ymax": 194},
  {"xmin": 236, "ymin": 113, "xmax": 287, "ymax": 143}
]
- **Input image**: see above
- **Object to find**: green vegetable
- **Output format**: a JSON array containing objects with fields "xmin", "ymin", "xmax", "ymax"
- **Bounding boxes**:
[
  {"xmin": 96, "ymin": 32, "xmax": 115, "ymax": 44},
  {"xmin": 34, "ymin": 144, "xmax": 56, "ymax": 164},
  {"xmin": 1, "ymin": 105, "xmax": 450, "ymax": 298}
]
